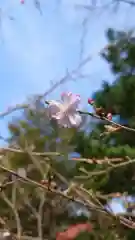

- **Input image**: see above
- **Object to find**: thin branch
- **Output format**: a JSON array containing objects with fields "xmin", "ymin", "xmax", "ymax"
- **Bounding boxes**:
[
  {"xmin": 0, "ymin": 163, "xmax": 107, "ymax": 213},
  {"xmin": 72, "ymin": 157, "xmax": 125, "ymax": 164},
  {"xmin": 37, "ymin": 194, "xmax": 45, "ymax": 240},
  {"xmin": 11, "ymin": 181, "xmax": 17, "ymax": 206},
  {"xmin": 78, "ymin": 110, "xmax": 135, "ymax": 133},
  {"xmin": 24, "ymin": 144, "xmax": 45, "ymax": 177},
  {"xmin": 0, "ymin": 104, "xmax": 28, "ymax": 118},
  {"xmin": 75, "ymin": 157, "xmax": 135, "ymax": 180},
  {"xmin": 0, "ymin": 147, "xmax": 128, "ymax": 165},
  {"xmin": 0, "ymin": 55, "xmax": 91, "ymax": 119},
  {"xmin": 118, "ymin": 0, "xmax": 135, "ymax": 5},
  {"xmin": 0, "ymin": 162, "xmax": 135, "ymax": 230},
  {"xmin": 0, "ymin": 147, "xmax": 61, "ymax": 157},
  {"xmin": 1, "ymin": 192, "xmax": 22, "ymax": 239}
]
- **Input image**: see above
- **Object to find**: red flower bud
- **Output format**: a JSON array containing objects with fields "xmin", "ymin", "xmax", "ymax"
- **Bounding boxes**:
[
  {"xmin": 107, "ymin": 113, "xmax": 112, "ymax": 121},
  {"xmin": 40, "ymin": 180, "xmax": 48, "ymax": 185},
  {"xmin": 88, "ymin": 98, "xmax": 94, "ymax": 105}
]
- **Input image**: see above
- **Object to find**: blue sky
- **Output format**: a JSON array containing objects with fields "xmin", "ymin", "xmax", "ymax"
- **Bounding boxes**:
[{"xmin": 0, "ymin": 0, "xmax": 135, "ymax": 213}]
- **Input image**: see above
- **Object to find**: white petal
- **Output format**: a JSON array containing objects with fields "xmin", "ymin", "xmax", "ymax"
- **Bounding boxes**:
[
  {"xmin": 61, "ymin": 92, "xmax": 73, "ymax": 103},
  {"xmin": 68, "ymin": 113, "xmax": 82, "ymax": 127},
  {"xmin": 54, "ymin": 112, "xmax": 63, "ymax": 120},
  {"xmin": 57, "ymin": 115, "xmax": 71, "ymax": 128},
  {"xmin": 68, "ymin": 94, "xmax": 81, "ymax": 111},
  {"xmin": 48, "ymin": 100, "xmax": 63, "ymax": 117}
]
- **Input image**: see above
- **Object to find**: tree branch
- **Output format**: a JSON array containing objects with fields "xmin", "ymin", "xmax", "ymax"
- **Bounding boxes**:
[{"xmin": 1, "ymin": 192, "xmax": 22, "ymax": 239}]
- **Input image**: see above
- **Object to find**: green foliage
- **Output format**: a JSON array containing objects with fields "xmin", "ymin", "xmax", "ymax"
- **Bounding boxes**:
[
  {"xmin": 73, "ymin": 28, "xmax": 135, "ymax": 239},
  {"xmin": 0, "ymin": 101, "xmax": 90, "ymax": 239}
]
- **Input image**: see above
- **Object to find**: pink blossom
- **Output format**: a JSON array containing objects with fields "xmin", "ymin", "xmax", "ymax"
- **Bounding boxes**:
[
  {"xmin": 20, "ymin": 0, "xmax": 25, "ymax": 4},
  {"xmin": 107, "ymin": 113, "xmax": 112, "ymax": 121},
  {"xmin": 48, "ymin": 92, "xmax": 82, "ymax": 128},
  {"xmin": 88, "ymin": 98, "xmax": 94, "ymax": 105}
]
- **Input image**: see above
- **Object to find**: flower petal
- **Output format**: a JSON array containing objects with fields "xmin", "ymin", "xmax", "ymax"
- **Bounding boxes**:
[
  {"xmin": 68, "ymin": 94, "xmax": 81, "ymax": 111},
  {"xmin": 48, "ymin": 100, "xmax": 63, "ymax": 117},
  {"xmin": 61, "ymin": 92, "xmax": 73, "ymax": 103},
  {"xmin": 68, "ymin": 113, "xmax": 82, "ymax": 127},
  {"xmin": 48, "ymin": 94, "xmax": 81, "ymax": 128},
  {"xmin": 57, "ymin": 115, "xmax": 71, "ymax": 128}
]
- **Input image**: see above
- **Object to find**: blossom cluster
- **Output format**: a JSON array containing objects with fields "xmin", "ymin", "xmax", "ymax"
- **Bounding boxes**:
[{"xmin": 47, "ymin": 92, "xmax": 112, "ymax": 128}]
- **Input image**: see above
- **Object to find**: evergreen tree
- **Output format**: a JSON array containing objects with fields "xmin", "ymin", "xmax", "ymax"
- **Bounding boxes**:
[
  {"xmin": 0, "ymin": 99, "xmax": 90, "ymax": 239},
  {"xmin": 73, "ymin": 28, "xmax": 135, "ymax": 239}
]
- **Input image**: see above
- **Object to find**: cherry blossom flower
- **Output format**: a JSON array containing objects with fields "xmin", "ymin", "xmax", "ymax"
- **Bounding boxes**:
[{"xmin": 48, "ymin": 92, "xmax": 82, "ymax": 128}]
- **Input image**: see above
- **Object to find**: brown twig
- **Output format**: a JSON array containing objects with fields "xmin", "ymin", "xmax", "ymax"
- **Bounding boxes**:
[
  {"xmin": 0, "ymin": 147, "xmax": 61, "ymax": 157},
  {"xmin": 1, "ymin": 192, "xmax": 22, "ymax": 239},
  {"xmin": 78, "ymin": 111, "xmax": 135, "ymax": 133},
  {"xmin": 75, "ymin": 157, "xmax": 135, "ymax": 180},
  {"xmin": 72, "ymin": 157, "xmax": 124, "ymax": 164},
  {"xmin": 0, "ymin": 163, "xmax": 135, "ymax": 230}
]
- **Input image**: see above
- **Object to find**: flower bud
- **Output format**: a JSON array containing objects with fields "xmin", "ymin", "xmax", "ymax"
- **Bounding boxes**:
[
  {"xmin": 41, "ymin": 180, "xmax": 48, "ymax": 185},
  {"xmin": 88, "ymin": 98, "xmax": 94, "ymax": 105},
  {"xmin": 20, "ymin": 0, "xmax": 25, "ymax": 4},
  {"xmin": 107, "ymin": 113, "xmax": 112, "ymax": 121}
]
